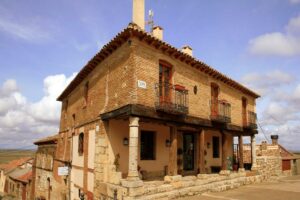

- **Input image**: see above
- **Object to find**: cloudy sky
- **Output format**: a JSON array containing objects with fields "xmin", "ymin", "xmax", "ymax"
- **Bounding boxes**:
[{"xmin": 0, "ymin": 0, "xmax": 299, "ymax": 151}]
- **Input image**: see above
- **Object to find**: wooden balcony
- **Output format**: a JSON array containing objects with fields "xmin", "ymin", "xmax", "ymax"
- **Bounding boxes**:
[
  {"xmin": 210, "ymin": 99, "xmax": 231, "ymax": 123},
  {"xmin": 155, "ymin": 83, "xmax": 188, "ymax": 115},
  {"xmin": 243, "ymin": 111, "xmax": 258, "ymax": 129}
]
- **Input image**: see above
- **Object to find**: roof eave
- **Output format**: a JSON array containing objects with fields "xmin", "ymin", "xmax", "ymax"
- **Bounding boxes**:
[{"xmin": 56, "ymin": 23, "xmax": 260, "ymax": 101}]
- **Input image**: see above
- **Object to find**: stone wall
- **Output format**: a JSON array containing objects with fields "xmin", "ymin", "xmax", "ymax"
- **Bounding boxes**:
[
  {"xmin": 58, "ymin": 35, "xmax": 257, "ymax": 133},
  {"xmin": 255, "ymin": 143, "xmax": 282, "ymax": 177},
  {"xmin": 131, "ymin": 38, "xmax": 256, "ymax": 127},
  {"xmin": 94, "ymin": 171, "xmax": 265, "ymax": 200},
  {"xmin": 34, "ymin": 143, "xmax": 70, "ymax": 200},
  {"xmin": 34, "ymin": 168, "xmax": 68, "ymax": 200}
]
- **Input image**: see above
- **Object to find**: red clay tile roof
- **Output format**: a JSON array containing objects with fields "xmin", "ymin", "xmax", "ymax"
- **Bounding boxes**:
[
  {"xmin": 34, "ymin": 134, "xmax": 59, "ymax": 145},
  {"xmin": 0, "ymin": 157, "xmax": 32, "ymax": 173},
  {"xmin": 57, "ymin": 23, "xmax": 260, "ymax": 101},
  {"xmin": 16, "ymin": 170, "xmax": 32, "ymax": 183}
]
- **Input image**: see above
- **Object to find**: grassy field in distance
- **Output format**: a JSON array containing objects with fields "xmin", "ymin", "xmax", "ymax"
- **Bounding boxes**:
[{"xmin": 0, "ymin": 149, "xmax": 35, "ymax": 164}]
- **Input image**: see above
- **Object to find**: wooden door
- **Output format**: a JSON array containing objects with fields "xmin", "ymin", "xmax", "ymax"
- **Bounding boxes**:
[
  {"xmin": 183, "ymin": 133, "xmax": 195, "ymax": 171},
  {"xmin": 211, "ymin": 84, "xmax": 219, "ymax": 116},
  {"xmin": 242, "ymin": 98, "xmax": 247, "ymax": 126},
  {"xmin": 282, "ymin": 160, "xmax": 291, "ymax": 171},
  {"xmin": 159, "ymin": 63, "xmax": 172, "ymax": 104}
]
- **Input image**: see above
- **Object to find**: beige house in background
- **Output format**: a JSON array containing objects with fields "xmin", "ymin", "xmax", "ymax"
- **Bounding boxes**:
[
  {"xmin": 0, "ymin": 157, "xmax": 33, "ymax": 199},
  {"xmin": 33, "ymin": 0, "xmax": 264, "ymax": 199}
]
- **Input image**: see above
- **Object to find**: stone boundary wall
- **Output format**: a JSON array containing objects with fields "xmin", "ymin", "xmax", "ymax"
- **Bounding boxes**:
[
  {"xmin": 98, "ymin": 170, "xmax": 268, "ymax": 200},
  {"xmin": 255, "ymin": 143, "xmax": 282, "ymax": 177}
]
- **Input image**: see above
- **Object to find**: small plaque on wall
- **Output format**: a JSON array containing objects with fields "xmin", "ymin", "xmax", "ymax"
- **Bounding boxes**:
[
  {"xmin": 137, "ymin": 80, "xmax": 147, "ymax": 89},
  {"xmin": 58, "ymin": 166, "xmax": 69, "ymax": 176}
]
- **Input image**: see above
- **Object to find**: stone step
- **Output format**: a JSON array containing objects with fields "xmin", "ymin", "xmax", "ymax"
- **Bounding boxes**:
[{"xmin": 143, "ymin": 184, "xmax": 173, "ymax": 195}]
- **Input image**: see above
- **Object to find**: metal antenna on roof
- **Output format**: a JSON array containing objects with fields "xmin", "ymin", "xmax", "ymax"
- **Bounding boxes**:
[{"xmin": 146, "ymin": 9, "xmax": 155, "ymax": 33}]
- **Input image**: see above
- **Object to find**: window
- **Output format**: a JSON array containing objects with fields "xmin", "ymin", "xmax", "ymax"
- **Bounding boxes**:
[
  {"xmin": 211, "ymin": 83, "xmax": 219, "ymax": 116},
  {"xmin": 72, "ymin": 114, "xmax": 76, "ymax": 126},
  {"xmin": 212, "ymin": 136, "xmax": 220, "ymax": 158},
  {"xmin": 78, "ymin": 133, "xmax": 84, "ymax": 156},
  {"xmin": 83, "ymin": 82, "xmax": 89, "ymax": 107},
  {"xmin": 242, "ymin": 97, "xmax": 247, "ymax": 126},
  {"xmin": 140, "ymin": 131, "xmax": 155, "ymax": 160}
]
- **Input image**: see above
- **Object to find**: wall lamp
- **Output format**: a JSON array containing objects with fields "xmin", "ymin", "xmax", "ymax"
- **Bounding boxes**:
[
  {"xmin": 123, "ymin": 137, "xmax": 129, "ymax": 146},
  {"xmin": 207, "ymin": 142, "xmax": 210, "ymax": 149},
  {"xmin": 165, "ymin": 139, "xmax": 171, "ymax": 147}
]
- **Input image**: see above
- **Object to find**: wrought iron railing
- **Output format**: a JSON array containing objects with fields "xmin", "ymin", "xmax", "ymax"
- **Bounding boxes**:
[
  {"xmin": 246, "ymin": 111, "xmax": 257, "ymax": 129},
  {"xmin": 210, "ymin": 99, "xmax": 231, "ymax": 123},
  {"xmin": 155, "ymin": 82, "xmax": 188, "ymax": 115}
]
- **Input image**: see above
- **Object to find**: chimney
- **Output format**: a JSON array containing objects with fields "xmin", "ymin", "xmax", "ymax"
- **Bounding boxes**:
[
  {"xmin": 271, "ymin": 135, "xmax": 279, "ymax": 145},
  {"xmin": 261, "ymin": 141, "xmax": 267, "ymax": 150},
  {"xmin": 153, "ymin": 26, "xmax": 163, "ymax": 40},
  {"xmin": 132, "ymin": 0, "xmax": 145, "ymax": 30},
  {"xmin": 182, "ymin": 45, "xmax": 193, "ymax": 56}
]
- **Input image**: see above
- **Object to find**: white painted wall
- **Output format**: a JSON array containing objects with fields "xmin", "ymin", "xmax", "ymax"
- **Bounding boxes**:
[
  {"xmin": 72, "ymin": 135, "xmax": 84, "ymax": 168},
  {"xmin": 87, "ymin": 172, "xmax": 94, "ymax": 192},
  {"xmin": 88, "ymin": 130, "xmax": 95, "ymax": 169},
  {"xmin": 0, "ymin": 170, "xmax": 6, "ymax": 193}
]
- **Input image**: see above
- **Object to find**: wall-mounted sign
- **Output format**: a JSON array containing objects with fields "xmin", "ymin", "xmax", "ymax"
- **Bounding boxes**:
[
  {"xmin": 58, "ymin": 166, "xmax": 69, "ymax": 176},
  {"xmin": 137, "ymin": 80, "xmax": 147, "ymax": 89}
]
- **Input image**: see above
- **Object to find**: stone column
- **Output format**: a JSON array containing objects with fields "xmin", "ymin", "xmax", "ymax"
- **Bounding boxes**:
[
  {"xmin": 198, "ymin": 129, "xmax": 205, "ymax": 174},
  {"xmin": 238, "ymin": 135, "xmax": 244, "ymax": 169},
  {"xmin": 168, "ymin": 126, "xmax": 177, "ymax": 176},
  {"xmin": 251, "ymin": 135, "xmax": 257, "ymax": 170},
  {"xmin": 127, "ymin": 117, "xmax": 140, "ymax": 180}
]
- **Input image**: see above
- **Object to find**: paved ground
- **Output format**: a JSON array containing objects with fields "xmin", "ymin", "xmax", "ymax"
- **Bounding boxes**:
[{"xmin": 177, "ymin": 175, "xmax": 300, "ymax": 200}]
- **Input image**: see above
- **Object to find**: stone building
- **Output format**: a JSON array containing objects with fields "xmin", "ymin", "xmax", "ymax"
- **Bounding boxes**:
[
  {"xmin": 33, "ymin": 134, "xmax": 71, "ymax": 200},
  {"xmin": 34, "ymin": 0, "xmax": 262, "ymax": 199},
  {"xmin": 243, "ymin": 135, "xmax": 300, "ymax": 176}
]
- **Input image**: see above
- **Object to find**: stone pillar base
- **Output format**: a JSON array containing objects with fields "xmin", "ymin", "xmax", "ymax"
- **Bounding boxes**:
[
  {"xmin": 164, "ymin": 175, "xmax": 182, "ymax": 183},
  {"xmin": 219, "ymin": 170, "xmax": 231, "ymax": 176},
  {"xmin": 121, "ymin": 179, "xmax": 143, "ymax": 188},
  {"xmin": 238, "ymin": 168, "xmax": 245, "ymax": 173},
  {"xmin": 251, "ymin": 165, "xmax": 258, "ymax": 171},
  {"xmin": 121, "ymin": 179, "xmax": 144, "ymax": 197}
]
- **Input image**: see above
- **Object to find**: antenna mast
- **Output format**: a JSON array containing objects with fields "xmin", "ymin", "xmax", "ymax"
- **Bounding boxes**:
[{"xmin": 146, "ymin": 9, "xmax": 154, "ymax": 33}]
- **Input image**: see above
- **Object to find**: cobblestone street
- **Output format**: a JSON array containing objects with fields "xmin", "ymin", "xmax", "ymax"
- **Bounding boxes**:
[{"xmin": 177, "ymin": 175, "xmax": 300, "ymax": 200}]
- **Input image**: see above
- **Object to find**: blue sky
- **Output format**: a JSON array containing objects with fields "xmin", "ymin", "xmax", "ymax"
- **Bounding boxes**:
[{"xmin": 0, "ymin": 0, "xmax": 299, "ymax": 151}]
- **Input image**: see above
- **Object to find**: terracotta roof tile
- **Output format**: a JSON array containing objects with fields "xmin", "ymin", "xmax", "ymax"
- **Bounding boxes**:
[
  {"xmin": 34, "ymin": 134, "xmax": 59, "ymax": 145},
  {"xmin": 16, "ymin": 170, "xmax": 32, "ymax": 183},
  {"xmin": 0, "ymin": 157, "xmax": 32, "ymax": 173}
]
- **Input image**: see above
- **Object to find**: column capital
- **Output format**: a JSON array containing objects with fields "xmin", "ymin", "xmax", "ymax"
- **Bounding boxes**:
[{"xmin": 129, "ymin": 116, "xmax": 140, "ymax": 127}]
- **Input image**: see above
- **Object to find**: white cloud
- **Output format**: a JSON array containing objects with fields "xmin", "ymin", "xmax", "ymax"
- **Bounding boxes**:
[
  {"xmin": 0, "ymin": 5, "xmax": 52, "ymax": 43},
  {"xmin": 289, "ymin": 0, "xmax": 300, "ymax": 4},
  {"xmin": 242, "ymin": 70, "xmax": 294, "ymax": 95},
  {"xmin": 0, "ymin": 79, "xmax": 18, "ymax": 96},
  {"xmin": 28, "ymin": 73, "xmax": 76, "ymax": 123},
  {"xmin": 0, "ymin": 17, "xmax": 51, "ymax": 42},
  {"xmin": 0, "ymin": 73, "xmax": 76, "ymax": 148},
  {"xmin": 242, "ymin": 69, "xmax": 300, "ymax": 151},
  {"xmin": 249, "ymin": 15, "xmax": 300, "ymax": 56}
]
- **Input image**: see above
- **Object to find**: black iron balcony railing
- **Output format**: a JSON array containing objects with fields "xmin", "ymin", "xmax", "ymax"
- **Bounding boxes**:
[
  {"xmin": 210, "ymin": 99, "xmax": 231, "ymax": 123},
  {"xmin": 244, "ymin": 111, "xmax": 258, "ymax": 129},
  {"xmin": 155, "ymin": 82, "xmax": 188, "ymax": 115}
]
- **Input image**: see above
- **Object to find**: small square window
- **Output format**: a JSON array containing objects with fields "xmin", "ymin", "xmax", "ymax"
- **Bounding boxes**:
[
  {"xmin": 140, "ymin": 131, "xmax": 155, "ymax": 160},
  {"xmin": 212, "ymin": 136, "xmax": 220, "ymax": 158},
  {"xmin": 78, "ymin": 133, "xmax": 84, "ymax": 156}
]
